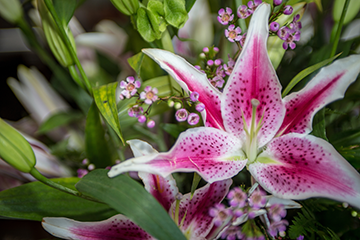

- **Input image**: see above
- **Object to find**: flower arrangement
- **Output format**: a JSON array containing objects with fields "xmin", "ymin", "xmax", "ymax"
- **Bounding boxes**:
[{"xmin": 0, "ymin": 0, "xmax": 360, "ymax": 239}]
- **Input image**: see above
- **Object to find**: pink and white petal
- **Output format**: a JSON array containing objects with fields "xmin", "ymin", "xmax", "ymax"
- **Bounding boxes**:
[
  {"xmin": 142, "ymin": 48, "xmax": 225, "ymax": 130},
  {"xmin": 265, "ymin": 196, "xmax": 302, "ymax": 209},
  {"xmin": 42, "ymin": 215, "xmax": 154, "ymax": 240},
  {"xmin": 277, "ymin": 54, "xmax": 360, "ymax": 136},
  {"xmin": 170, "ymin": 179, "xmax": 232, "ymax": 238},
  {"xmin": 250, "ymin": 133, "xmax": 360, "ymax": 208},
  {"xmin": 108, "ymin": 127, "xmax": 247, "ymax": 183},
  {"xmin": 139, "ymin": 173, "xmax": 179, "ymax": 212},
  {"xmin": 127, "ymin": 139, "xmax": 159, "ymax": 157},
  {"xmin": 222, "ymin": 3, "xmax": 285, "ymax": 147}
]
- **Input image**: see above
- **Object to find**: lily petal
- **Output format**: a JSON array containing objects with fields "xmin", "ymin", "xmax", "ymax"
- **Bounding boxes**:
[
  {"xmin": 108, "ymin": 127, "xmax": 247, "ymax": 183},
  {"xmin": 265, "ymin": 196, "xmax": 302, "ymax": 209},
  {"xmin": 42, "ymin": 215, "xmax": 154, "ymax": 240},
  {"xmin": 127, "ymin": 139, "xmax": 180, "ymax": 211},
  {"xmin": 170, "ymin": 179, "xmax": 232, "ymax": 238},
  {"xmin": 142, "ymin": 48, "xmax": 225, "ymax": 130},
  {"xmin": 222, "ymin": 3, "xmax": 285, "ymax": 147},
  {"xmin": 277, "ymin": 54, "xmax": 360, "ymax": 136},
  {"xmin": 250, "ymin": 133, "xmax": 360, "ymax": 208}
]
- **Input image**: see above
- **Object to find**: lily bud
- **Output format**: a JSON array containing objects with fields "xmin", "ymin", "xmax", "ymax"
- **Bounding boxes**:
[
  {"xmin": 0, "ymin": 118, "xmax": 36, "ymax": 173},
  {"xmin": 37, "ymin": 0, "xmax": 76, "ymax": 67},
  {"xmin": 110, "ymin": 0, "xmax": 139, "ymax": 16},
  {"xmin": 0, "ymin": 0, "xmax": 23, "ymax": 24}
]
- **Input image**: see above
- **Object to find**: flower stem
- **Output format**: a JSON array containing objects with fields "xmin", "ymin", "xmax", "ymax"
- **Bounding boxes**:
[
  {"xmin": 330, "ymin": 0, "xmax": 350, "ymax": 58},
  {"xmin": 30, "ymin": 168, "xmax": 101, "ymax": 203}
]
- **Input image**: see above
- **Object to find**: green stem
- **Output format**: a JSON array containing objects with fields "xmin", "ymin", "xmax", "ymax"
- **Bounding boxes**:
[
  {"xmin": 30, "ymin": 168, "xmax": 101, "ymax": 203},
  {"xmin": 161, "ymin": 29, "xmax": 174, "ymax": 53},
  {"xmin": 190, "ymin": 173, "xmax": 201, "ymax": 199},
  {"xmin": 330, "ymin": 0, "xmax": 350, "ymax": 58},
  {"xmin": 44, "ymin": 0, "xmax": 93, "ymax": 95},
  {"xmin": 69, "ymin": 65, "xmax": 86, "ymax": 89}
]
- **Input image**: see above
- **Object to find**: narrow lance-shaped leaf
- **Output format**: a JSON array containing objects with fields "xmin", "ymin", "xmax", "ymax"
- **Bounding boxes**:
[
  {"xmin": 93, "ymin": 82, "xmax": 124, "ymax": 144},
  {"xmin": 53, "ymin": 0, "xmax": 77, "ymax": 25},
  {"xmin": 75, "ymin": 169, "xmax": 187, "ymax": 240},
  {"xmin": 85, "ymin": 102, "xmax": 113, "ymax": 168},
  {"xmin": 37, "ymin": 111, "xmax": 83, "ymax": 134},
  {"xmin": 0, "ymin": 178, "xmax": 117, "ymax": 221}
]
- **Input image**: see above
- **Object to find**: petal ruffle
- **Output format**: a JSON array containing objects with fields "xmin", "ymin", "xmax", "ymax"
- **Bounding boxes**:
[
  {"xmin": 170, "ymin": 179, "xmax": 232, "ymax": 238},
  {"xmin": 277, "ymin": 54, "xmax": 360, "ymax": 136},
  {"xmin": 108, "ymin": 127, "xmax": 247, "ymax": 183},
  {"xmin": 42, "ymin": 215, "xmax": 154, "ymax": 240},
  {"xmin": 250, "ymin": 133, "xmax": 360, "ymax": 208},
  {"xmin": 222, "ymin": 3, "xmax": 285, "ymax": 147},
  {"xmin": 142, "ymin": 48, "xmax": 225, "ymax": 130}
]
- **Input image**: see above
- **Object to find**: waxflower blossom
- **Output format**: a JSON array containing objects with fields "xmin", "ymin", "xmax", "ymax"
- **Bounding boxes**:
[
  {"xmin": 247, "ymin": 0, "xmax": 262, "ymax": 13},
  {"xmin": 218, "ymin": 8, "xmax": 234, "ymax": 25},
  {"xmin": 187, "ymin": 113, "xmax": 200, "ymax": 125},
  {"xmin": 119, "ymin": 76, "xmax": 141, "ymax": 99},
  {"xmin": 228, "ymin": 187, "xmax": 247, "ymax": 208},
  {"xmin": 209, "ymin": 76, "xmax": 225, "ymax": 88},
  {"xmin": 109, "ymin": 3, "xmax": 360, "ymax": 210},
  {"xmin": 140, "ymin": 86, "xmax": 158, "ymax": 104},
  {"xmin": 127, "ymin": 105, "xmax": 143, "ymax": 117},
  {"xmin": 283, "ymin": 5, "xmax": 293, "ymax": 15},
  {"xmin": 42, "ymin": 140, "xmax": 232, "ymax": 240},
  {"xmin": 237, "ymin": 5, "xmax": 251, "ymax": 19},
  {"xmin": 270, "ymin": 22, "xmax": 280, "ymax": 32},
  {"xmin": 209, "ymin": 203, "xmax": 233, "ymax": 227},
  {"xmin": 267, "ymin": 220, "xmax": 289, "ymax": 237},
  {"xmin": 224, "ymin": 57, "xmax": 235, "ymax": 76},
  {"xmin": 277, "ymin": 26, "xmax": 290, "ymax": 40},
  {"xmin": 175, "ymin": 108, "xmax": 188, "ymax": 122},
  {"xmin": 195, "ymin": 102, "xmax": 205, "ymax": 112},
  {"xmin": 225, "ymin": 25, "xmax": 242, "ymax": 42},
  {"xmin": 190, "ymin": 91, "xmax": 200, "ymax": 102},
  {"xmin": 221, "ymin": 225, "xmax": 244, "ymax": 240},
  {"xmin": 268, "ymin": 204, "xmax": 286, "ymax": 222},
  {"xmin": 249, "ymin": 190, "xmax": 267, "ymax": 209}
]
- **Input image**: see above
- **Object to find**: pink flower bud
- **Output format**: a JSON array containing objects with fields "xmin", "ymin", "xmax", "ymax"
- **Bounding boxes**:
[
  {"xmin": 147, "ymin": 120, "xmax": 155, "ymax": 128},
  {"xmin": 138, "ymin": 115, "xmax": 146, "ymax": 123}
]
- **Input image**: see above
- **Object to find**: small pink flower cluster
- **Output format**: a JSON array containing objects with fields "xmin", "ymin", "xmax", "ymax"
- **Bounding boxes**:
[
  {"xmin": 209, "ymin": 187, "xmax": 289, "ymax": 240},
  {"xmin": 119, "ymin": 76, "xmax": 157, "ymax": 128},
  {"xmin": 269, "ymin": 2, "xmax": 302, "ymax": 50},
  {"xmin": 195, "ymin": 47, "xmax": 235, "ymax": 91},
  {"xmin": 172, "ymin": 91, "xmax": 203, "ymax": 126},
  {"xmin": 77, "ymin": 159, "xmax": 96, "ymax": 178},
  {"xmin": 218, "ymin": 0, "xmax": 262, "ymax": 43}
]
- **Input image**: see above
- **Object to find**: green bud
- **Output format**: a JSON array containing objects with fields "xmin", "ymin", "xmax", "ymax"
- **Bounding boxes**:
[
  {"xmin": 174, "ymin": 102, "xmax": 182, "ymax": 109},
  {"xmin": 110, "ymin": 0, "xmax": 139, "ymax": 16},
  {"xmin": 37, "ymin": 0, "xmax": 75, "ymax": 67},
  {"xmin": 0, "ymin": 118, "xmax": 36, "ymax": 173},
  {"xmin": 0, "ymin": 0, "xmax": 23, "ymax": 24},
  {"xmin": 333, "ymin": 0, "xmax": 360, "ymax": 25},
  {"xmin": 168, "ymin": 100, "xmax": 175, "ymax": 107}
]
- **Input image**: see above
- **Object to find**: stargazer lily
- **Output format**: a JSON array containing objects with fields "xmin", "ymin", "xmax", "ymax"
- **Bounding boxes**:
[
  {"xmin": 108, "ymin": 3, "xmax": 360, "ymax": 208},
  {"xmin": 42, "ymin": 140, "xmax": 232, "ymax": 240}
]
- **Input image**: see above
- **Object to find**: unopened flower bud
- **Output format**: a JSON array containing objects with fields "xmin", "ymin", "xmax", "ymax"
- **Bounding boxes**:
[
  {"xmin": 195, "ymin": 102, "xmax": 205, "ymax": 112},
  {"xmin": 207, "ymin": 60, "xmax": 214, "ymax": 66},
  {"xmin": 110, "ymin": 0, "xmax": 139, "ymax": 16},
  {"xmin": 168, "ymin": 100, "xmax": 175, "ymax": 107},
  {"xmin": 213, "ymin": 47, "xmax": 219, "ymax": 52},
  {"xmin": 273, "ymin": 0, "xmax": 282, "ymax": 6},
  {"xmin": 203, "ymin": 47, "xmax": 209, "ymax": 53},
  {"xmin": 283, "ymin": 5, "xmax": 293, "ymax": 15},
  {"xmin": 214, "ymin": 59, "xmax": 222, "ymax": 66},
  {"xmin": 138, "ymin": 115, "xmax": 146, "ymax": 123},
  {"xmin": 147, "ymin": 120, "xmax": 155, "ymax": 128},
  {"xmin": 88, "ymin": 164, "xmax": 95, "ymax": 171},
  {"xmin": 174, "ymin": 102, "xmax": 182, "ymax": 109},
  {"xmin": 0, "ymin": 0, "xmax": 23, "ymax": 24},
  {"xmin": 270, "ymin": 22, "xmax": 280, "ymax": 32},
  {"xmin": 0, "ymin": 118, "xmax": 36, "ymax": 173},
  {"xmin": 190, "ymin": 91, "xmax": 200, "ymax": 102},
  {"xmin": 199, "ymin": 53, "xmax": 206, "ymax": 58}
]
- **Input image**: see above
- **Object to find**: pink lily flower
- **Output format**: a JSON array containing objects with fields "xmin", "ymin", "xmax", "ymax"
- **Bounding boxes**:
[
  {"xmin": 108, "ymin": 3, "xmax": 360, "ymax": 208},
  {"xmin": 42, "ymin": 140, "xmax": 232, "ymax": 240}
]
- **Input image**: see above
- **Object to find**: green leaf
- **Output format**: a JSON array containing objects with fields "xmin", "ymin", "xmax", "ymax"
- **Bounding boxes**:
[
  {"xmin": 109, "ymin": 0, "xmax": 139, "ymax": 16},
  {"xmin": 148, "ymin": 0, "xmax": 167, "ymax": 32},
  {"xmin": 85, "ymin": 102, "xmax": 113, "ymax": 168},
  {"xmin": 0, "ymin": 178, "xmax": 117, "ymax": 221},
  {"xmin": 93, "ymin": 82, "xmax": 124, "ymax": 144},
  {"xmin": 0, "ymin": 118, "xmax": 35, "ymax": 173},
  {"xmin": 333, "ymin": 0, "xmax": 360, "ymax": 25},
  {"xmin": 76, "ymin": 169, "xmax": 187, "ymax": 240},
  {"xmin": 164, "ymin": 0, "xmax": 188, "ymax": 28},
  {"xmin": 136, "ymin": 7, "xmax": 161, "ymax": 42},
  {"xmin": 53, "ymin": 0, "xmax": 78, "ymax": 24},
  {"xmin": 144, "ymin": 75, "xmax": 173, "ymax": 96},
  {"xmin": 161, "ymin": 123, "xmax": 187, "ymax": 138},
  {"xmin": 282, "ymin": 53, "xmax": 341, "ymax": 97},
  {"xmin": 311, "ymin": 108, "xmax": 328, "ymax": 141},
  {"xmin": 37, "ymin": 111, "xmax": 83, "ymax": 134},
  {"xmin": 185, "ymin": 0, "xmax": 196, "ymax": 12},
  {"xmin": 127, "ymin": 52, "xmax": 145, "ymax": 77}
]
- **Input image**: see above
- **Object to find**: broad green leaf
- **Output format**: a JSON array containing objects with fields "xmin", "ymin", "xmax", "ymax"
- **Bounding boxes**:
[
  {"xmin": 37, "ymin": 111, "xmax": 83, "ymax": 134},
  {"xmin": 164, "ymin": 0, "xmax": 188, "ymax": 28},
  {"xmin": 0, "ymin": 118, "xmax": 35, "ymax": 173},
  {"xmin": 0, "ymin": 178, "xmax": 116, "ymax": 221},
  {"xmin": 148, "ymin": 0, "xmax": 167, "ymax": 32},
  {"xmin": 311, "ymin": 108, "xmax": 328, "ymax": 141},
  {"xmin": 53, "ymin": 0, "xmax": 77, "ymax": 24},
  {"xmin": 76, "ymin": 169, "xmax": 187, "ymax": 240},
  {"xmin": 282, "ymin": 53, "xmax": 341, "ymax": 97},
  {"xmin": 136, "ymin": 7, "xmax": 161, "ymax": 42},
  {"xmin": 85, "ymin": 102, "xmax": 112, "ymax": 168},
  {"xmin": 127, "ymin": 52, "xmax": 145, "ymax": 76},
  {"xmin": 93, "ymin": 82, "xmax": 124, "ymax": 144},
  {"xmin": 144, "ymin": 75, "xmax": 173, "ymax": 96}
]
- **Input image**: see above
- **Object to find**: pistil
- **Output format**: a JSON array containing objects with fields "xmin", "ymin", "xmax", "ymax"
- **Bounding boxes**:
[{"xmin": 245, "ymin": 99, "xmax": 261, "ymax": 163}]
